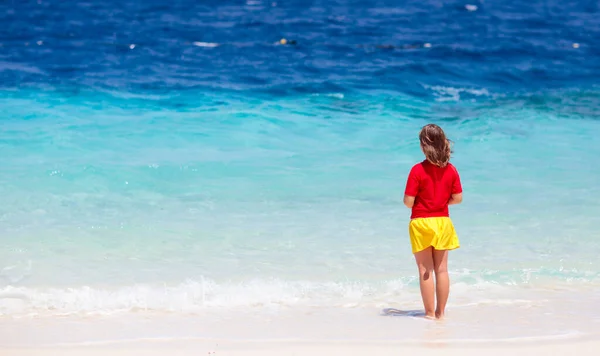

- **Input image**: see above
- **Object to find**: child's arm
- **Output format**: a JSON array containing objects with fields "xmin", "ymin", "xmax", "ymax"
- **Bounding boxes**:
[
  {"xmin": 448, "ymin": 193, "xmax": 462, "ymax": 205},
  {"xmin": 404, "ymin": 195, "xmax": 415, "ymax": 208},
  {"xmin": 404, "ymin": 165, "xmax": 419, "ymax": 209},
  {"xmin": 449, "ymin": 165, "xmax": 462, "ymax": 205}
]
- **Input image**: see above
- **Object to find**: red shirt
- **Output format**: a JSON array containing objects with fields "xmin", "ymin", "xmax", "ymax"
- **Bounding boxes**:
[{"xmin": 404, "ymin": 160, "xmax": 462, "ymax": 219}]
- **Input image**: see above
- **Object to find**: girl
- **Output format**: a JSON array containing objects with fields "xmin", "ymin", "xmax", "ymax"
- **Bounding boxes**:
[{"xmin": 403, "ymin": 124, "xmax": 462, "ymax": 320}]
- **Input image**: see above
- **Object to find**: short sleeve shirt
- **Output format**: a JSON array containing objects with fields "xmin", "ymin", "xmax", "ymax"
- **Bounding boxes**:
[{"xmin": 404, "ymin": 160, "xmax": 462, "ymax": 219}]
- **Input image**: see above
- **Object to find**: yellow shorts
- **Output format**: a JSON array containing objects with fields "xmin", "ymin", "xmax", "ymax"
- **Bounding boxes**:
[{"xmin": 408, "ymin": 217, "xmax": 460, "ymax": 254}]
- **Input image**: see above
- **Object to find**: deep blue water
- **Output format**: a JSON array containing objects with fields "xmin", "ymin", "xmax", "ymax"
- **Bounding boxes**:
[
  {"xmin": 2, "ymin": 0, "xmax": 600, "ymax": 95},
  {"xmin": 1, "ymin": 0, "xmax": 600, "ymax": 317}
]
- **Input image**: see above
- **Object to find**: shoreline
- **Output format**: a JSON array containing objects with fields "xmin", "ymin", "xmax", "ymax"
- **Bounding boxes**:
[{"xmin": 1, "ymin": 286, "xmax": 598, "ymax": 355}]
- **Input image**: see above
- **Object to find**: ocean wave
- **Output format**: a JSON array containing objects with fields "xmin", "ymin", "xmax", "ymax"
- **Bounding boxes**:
[
  {"xmin": 424, "ymin": 85, "xmax": 492, "ymax": 102},
  {"xmin": 0, "ymin": 278, "xmax": 404, "ymax": 316},
  {"xmin": 1, "ymin": 275, "xmax": 589, "ymax": 317}
]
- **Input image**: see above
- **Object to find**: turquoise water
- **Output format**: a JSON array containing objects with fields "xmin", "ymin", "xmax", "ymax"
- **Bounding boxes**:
[{"xmin": 1, "ymin": 88, "xmax": 600, "ymax": 316}]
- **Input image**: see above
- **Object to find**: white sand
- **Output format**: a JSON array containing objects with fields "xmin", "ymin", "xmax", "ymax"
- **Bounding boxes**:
[
  {"xmin": 2, "ymin": 298, "xmax": 599, "ymax": 356},
  {"xmin": 3, "ymin": 339, "xmax": 600, "ymax": 356}
]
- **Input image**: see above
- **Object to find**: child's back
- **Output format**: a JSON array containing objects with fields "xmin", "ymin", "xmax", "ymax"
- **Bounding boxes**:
[
  {"xmin": 403, "ymin": 124, "xmax": 462, "ymax": 320},
  {"xmin": 406, "ymin": 160, "xmax": 461, "ymax": 219}
]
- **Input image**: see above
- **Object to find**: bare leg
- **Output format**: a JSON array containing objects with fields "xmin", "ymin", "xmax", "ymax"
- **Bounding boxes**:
[
  {"xmin": 433, "ymin": 249, "xmax": 449, "ymax": 319},
  {"xmin": 414, "ymin": 247, "xmax": 435, "ymax": 319}
]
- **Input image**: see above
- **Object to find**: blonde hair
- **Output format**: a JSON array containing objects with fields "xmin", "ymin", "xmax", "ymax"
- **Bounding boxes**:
[{"xmin": 419, "ymin": 124, "xmax": 452, "ymax": 167}]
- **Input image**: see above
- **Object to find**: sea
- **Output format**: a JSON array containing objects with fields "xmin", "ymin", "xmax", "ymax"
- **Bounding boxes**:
[{"xmin": 1, "ymin": 0, "xmax": 600, "ymax": 347}]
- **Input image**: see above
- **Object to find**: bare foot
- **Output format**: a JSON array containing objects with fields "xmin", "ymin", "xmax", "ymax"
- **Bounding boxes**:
[
  {"xmin": 424, "ymin": 313, "xmax": 436, "ymax": 320},
  {"xmin": 435, "ymin": 310, "xmax": 444, "ymax": 320}
]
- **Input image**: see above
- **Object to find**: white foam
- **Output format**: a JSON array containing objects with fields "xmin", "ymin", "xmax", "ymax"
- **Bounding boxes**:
[
  {"xmin": 424, "ymin": 85, "xmax": 491, "ymax": 101},
  {"xmin": 311, "ymin": 93, "xmax": 345, "ymax": 99},
  {"xmin": 0, "ymin": 279, "xmax": 463, "ymax": 316},
  {"xmin": 192, "ymin": 42, "xmax": 219, "ymax": 48},
  {"xmin": 0, "ymin": 276, "xmax": 576, "ymax": 317}
]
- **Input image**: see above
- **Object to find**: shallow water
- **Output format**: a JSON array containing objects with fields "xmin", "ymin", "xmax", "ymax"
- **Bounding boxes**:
[{"xmin": 1, "ymin": 0, "xmax": 600, "ymax": 341}]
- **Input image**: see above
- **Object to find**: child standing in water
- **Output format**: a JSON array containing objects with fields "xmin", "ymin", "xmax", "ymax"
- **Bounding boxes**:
[{"xmin": 404, "ymin": 124, "xmax": 462, "ymax": 320}]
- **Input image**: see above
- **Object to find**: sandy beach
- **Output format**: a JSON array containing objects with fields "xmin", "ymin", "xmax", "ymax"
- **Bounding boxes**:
[
  {"xmin": 2, "ymin": 299, "xmax": 599, "ymax": 356},
  {"xmin": 4, "ymin": 338, "xmax": 600, "ymax": 356}
]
